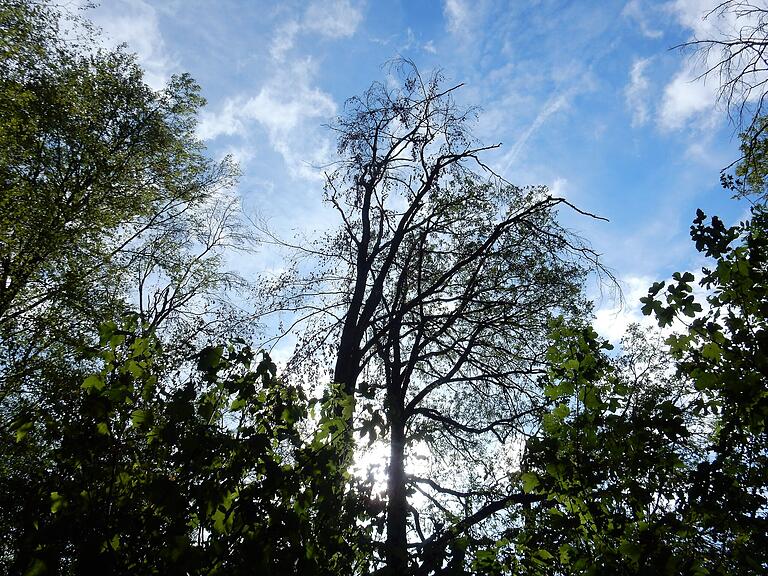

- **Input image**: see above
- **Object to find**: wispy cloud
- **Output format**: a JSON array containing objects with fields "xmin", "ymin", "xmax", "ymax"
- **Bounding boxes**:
[
  {"xmin": 625, "ymin": 57, "xmax": 652, "ymax": 127},
  {"xmin": 622, "ymin": 0, "xmax": 663, "ymax": 38},
  {"xmin": 657, "ymin": 61, "xmax": 718, "ymax": 130},
  {"xmin": 443, "ymin": 0, "xmax": 472, "ymax": 35},
  {"xmin": 499, "ymin": 91, "xmax": 568, "ymax": 174},
  {"xmin": 200, "ymin": 0, "xmax": 364, "ymax": 181},
  {"xmin": 665, "ymin": 0, "xmax": 722, "ymax": 37},
  {"xmin": 270, "ymin": 0, "xmax": 363, "ymax": 60},
  {"xmin": 87, "ymin": 0, "xmax": 175, "ymax": 90},
  {"xmin": 305, "ymin": 0, "xmax": 363, "ymax": 38},
  {"xmin": 549, "ymin": 177, "xmax": 572, "ymax": 202},
  {"xmin": 198, "ymin": 58, "xmax": 337, "ymax": 181}
]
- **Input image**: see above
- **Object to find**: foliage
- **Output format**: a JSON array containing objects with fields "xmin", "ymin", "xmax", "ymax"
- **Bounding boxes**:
[
  {"xmin": 641, "ymin": 202, "xmax": 768, "ymax": 573},
  {"xmin": 515, "ymin": 323, "xmax": 708, "ymax": 575},
  {"xmin": 0, "ymin": 0, "xmax": 248, "ymax": 402},
  {"xmin": 513, "ymin": 200, "xmax": 768, "ymax": 574},
  {"xmin": 4, "ymin": 2, "xmax": 767, "ymax": 575},
  {"xmin": 0, "ymin": 3, "xmax": 305, "ymax": 574},
  {"xmin": 2, "ymin": 318, "xmax": 371, "ymax": 575}
]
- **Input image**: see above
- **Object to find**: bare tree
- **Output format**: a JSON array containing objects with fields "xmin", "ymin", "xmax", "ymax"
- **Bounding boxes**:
[
  {"xmin": 684, "ymin": 1, "xmax": 768, "ymax": 126},
  {"xmin": 259, "ymin": 60, "xmax": 612, "ymax": 575},
  {"xmin": 677, "ymin": 1, "xmax": 768, "ymax": 189}
]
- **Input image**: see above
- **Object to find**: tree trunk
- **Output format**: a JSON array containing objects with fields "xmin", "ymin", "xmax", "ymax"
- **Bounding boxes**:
[
  {"xmin": 333, "ymin": 329, "xmax": 360, "ymax": 397},
  {"xmin": 386, "ymin": 408, "xmax": 408, "ymax": 575}
]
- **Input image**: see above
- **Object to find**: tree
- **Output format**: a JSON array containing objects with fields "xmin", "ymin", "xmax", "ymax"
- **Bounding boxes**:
[
  {"xmin": 0, "ymin": 4, "xmax": 270, "ymax": 571},
  {"xmin": 262, "ymin": 60, "xmax": 611, "ymax": 575},
  {"xmin": 0, "ymin": 0, "xmax": 249, "ymax": 384},
  {"xmin": 515, "ymin": 323, "xmax": 712, "ymax": 575},
  {"xmin": 678, "ymin": 1, "xmax": 768, "ymax": 194},
  {"xmin": 0, "ymin": 0, "xmax": 252, "ymax": 455},
  {"xmin": 640, "ymin": 203, "xmax": 768, "ymax": 573},
  {"xmin": 513, "ymin": 158, "xmax": 768, "ymax": 575},
  {"xmin": 679, "ymin": 1, "xmax": 768, "ymax": 128},
  {"xmin": 3, "ymin": 316, "xmax": 371, "ymax": 575}
]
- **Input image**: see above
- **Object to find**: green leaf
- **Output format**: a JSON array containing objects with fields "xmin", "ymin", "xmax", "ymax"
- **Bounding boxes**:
[
  {"xmin": 15, "ymin": 420, "xmax": 33, "ymax": 442},
  {"xmin": 564, "ymin": 359, "xmax": 580, "ymax": 371},
  {"xmin": 130, "ymin": 409, "xmax": 152, "ymax": 428},
  {"xmin": 100, "ymin": 534, "xmax": 121, "ymax": 552},
  {"xmin": 552, "ymin": 403, "xmax": 571, "ymax": 420},
  {"xmin": 125, "ymin": 359, "xmax": 144, "ymax": 378},
  {"xmin": 50, "ymin": 491, "xmax": 65, "ymax": 513},
  {"xmin": 521, "ymin": 472, "xmax": 540, "ymax": 493},
  {"xmin": 701, "ymin": 342, "xmax": 722, "ymax": 360},
  {"xmin": 82, "ymin": 374, "xmax": 104, "ymax": 391},
  {"xmin": 23, "ymin": 559, "xmax": 47, "ymax": 576},
  {"xmin": 619, "ymin": 540, "xmax": 642, "ymax": 564},
  {"xmin": 197, "ymin": 345, "xmax": 224, "ymax": 372}
]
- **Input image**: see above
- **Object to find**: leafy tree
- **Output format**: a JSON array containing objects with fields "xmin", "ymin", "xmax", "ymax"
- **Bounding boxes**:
[
  {"xmin": 3, "ymin": 317, "xmax": 371, "ymax": 575},
  {"xmin": 0, "ymin": 0, "xmax": 249, "ymax": 403},
  {"xmin": 515, "ymin": 323, "xmax": 710, "ymax": 575},
  {"xmin": 679, "ymin": 1, "xmax": 768, "ymax": 200},
  {"xmin": 0, "ymin": 3, "xmax": 274, "ymax": 572},
  {"xmin": 261, "ymin": 60, "xmax": 612, "ymax": 575},
  {"xmin": 514, "ymin": 173, "xmax": 767, "ymax": 574},
  {"xmin": 724, "ymin": 113, "xmax": 768, "ymax": 202},
  {"xmin": 641, "ymin": 202, "xmax": 768, "ymax": 573}
]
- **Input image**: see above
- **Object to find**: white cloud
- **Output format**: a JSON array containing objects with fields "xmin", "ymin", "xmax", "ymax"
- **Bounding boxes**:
[
  {"xmin": 622, "ymin": 0, "xmax": 663, "ymax": 38},
  {"xmin": 270, "ymin": 0, "xmax": 363, "ymax": 61},
  {"xmin": 550, "ymin": 177, "xmax": 569, "ymax": 199},
  {"xmin": 87, "ymin": 0, "xmax": 175, "ymax": 90},
  {"xmin": 594, "ymin": 266, "xmax": 717, "ymax": 350},
  {"xmin": 444, "ymin": 0, "xmax": 471, "ymax": 35},
  {"xmin": 658, "ymin": 62, "xmax": 718, "ymax": 130},
  {"xmin": 665, "ymin": 0, "xmax": 722, "ymax": 37},
  {"xmin": 625, "ymin": 57, "xmax": 652, "ymax": 127},
  {"xmin": 198, "ymin": 59, "xmax": 337, "ymax": 181},
  {"xmin": 423, "ymin": 40, "xmax": 437, "ymax": 54},
  {"xmin": 270, "ymin": 21, "xmax": 302, "ymax": 61},
  {"xmin": 655, "ymin": 0, "xmax": 723, "ymax": 130},
  {"xmin": 198, "ymin": 100, "xmax": 244, "ymax": 141},
  {"xmin": 304, "ymin": 0, "xmax": 363, "ymax": 38}
]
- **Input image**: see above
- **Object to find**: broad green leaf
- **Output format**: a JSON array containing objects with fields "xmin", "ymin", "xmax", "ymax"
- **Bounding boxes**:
[
  {"xmin": 50, "ymin": 491, "xmax": 64, "ymax": 513},
  {"xmin": 521, "ymin": 472, "xmax": 540, "ymax": 493},
  {"xmin": 82, "ymin": 374, "xmax": 104, "ymax": 391},
  {"xmin": 15, "ymin": 420, "xmax": 33, "ymax": 442},
  {"xmin": 701, "ymin": 342, "xmax": 722, "ymax": 360},
  {"xmin": 130, "ymin": 409, "xmax": 152, "ymax": 428}
]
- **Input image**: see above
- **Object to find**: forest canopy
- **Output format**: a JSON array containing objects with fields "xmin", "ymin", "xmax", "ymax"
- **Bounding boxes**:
[{"xmin": 0, "ymin": 1, "xmax": 766, "ymax": 575}]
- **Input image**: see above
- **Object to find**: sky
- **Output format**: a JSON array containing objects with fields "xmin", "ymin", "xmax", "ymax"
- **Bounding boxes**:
[{"xmin": 82, "ymin": 0, "xmax": 755, "ymax": 343}]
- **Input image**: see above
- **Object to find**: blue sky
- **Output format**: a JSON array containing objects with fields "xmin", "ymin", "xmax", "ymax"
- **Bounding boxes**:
[{"xmin": 85, "ymin": 0, "xmax": 751, "ymax": 341}]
